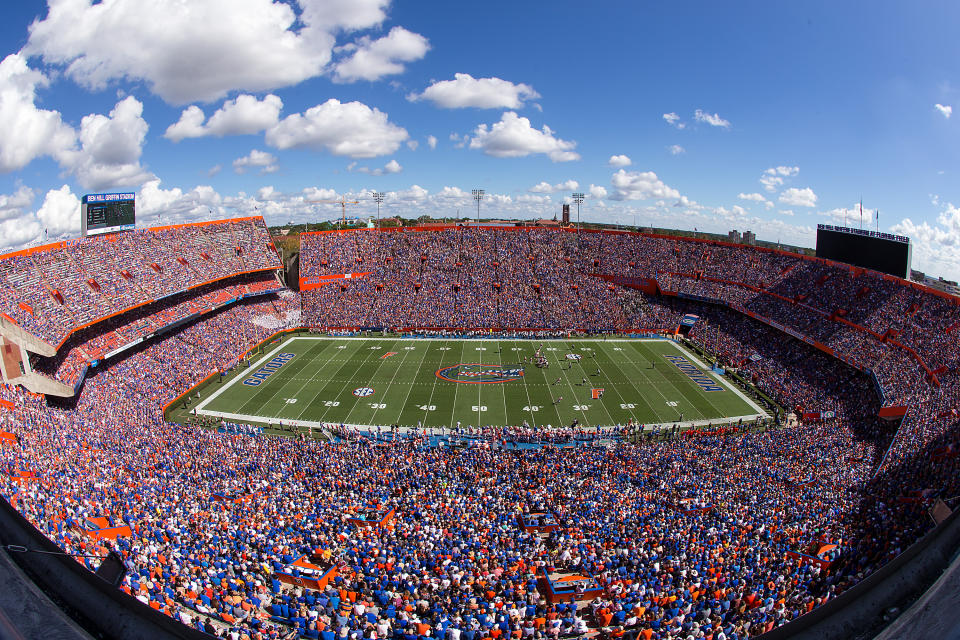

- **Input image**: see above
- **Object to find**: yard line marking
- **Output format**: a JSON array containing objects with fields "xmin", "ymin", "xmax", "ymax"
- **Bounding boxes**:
[
  {"xmin": 341, "ymin": 339, "xmax": 405, "ymax": 425},
  {"xmin": 450, "ymin": 340, "xmax": 467, "ymax": 429},
  {"xmin": 554, "ymin": 347, "xmax": 598, "ymax": 427},
  {"xmin": 494, "ymin": 341, "xmax": 519, "ymax": 427},
  {"xmin": 598, "ymin": 342, "xmax": 668, "ymax": 423},
  {"xmin": 419, "ymin": 343, "xmax": 447, "ymax": 427},
  {"xmin": 272, "ymin": 341, "xmax": 354, "ymax": 423},
  {"xmin": 476, "ymin": 339, "xmax": 484, "ymax": 425},
  {"xmin": 372, "ymin": 340, "xmax": 427, "ymax": 425},
  {"xmin": 295, "ymin": 340, "xmax": 378, "ymax": 424}
]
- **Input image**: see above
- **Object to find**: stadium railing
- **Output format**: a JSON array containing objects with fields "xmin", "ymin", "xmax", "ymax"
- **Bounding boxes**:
[
  {"xmin": 0, "ymin": 495, "xmax": 211, "ymax": 640},
  {"xmin": 757, "ymin": 506, "xmax": 960, "ymax": 640}
]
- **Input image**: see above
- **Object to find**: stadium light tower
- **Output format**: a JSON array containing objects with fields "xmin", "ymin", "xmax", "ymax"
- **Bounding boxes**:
[
  {"xmin": 373, "ymin": 191, "xmax": 385, "ymax": 228},
  {"xmin": 572, "ymin": 192, "xmax": 585, "ymax": 233},
  {"xmin": 472, "ymin": 189, "xmax": 484, "ymax": 225}
]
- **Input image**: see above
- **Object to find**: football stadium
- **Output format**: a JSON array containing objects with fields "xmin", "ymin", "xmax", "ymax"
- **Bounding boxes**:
[
  {"xmin": 1, "ymin": 3, "xmax": 960, "ymax": 640},
  {"xmin": 0, "ymin": 219, "xmax": 958, "ymax": 640}
]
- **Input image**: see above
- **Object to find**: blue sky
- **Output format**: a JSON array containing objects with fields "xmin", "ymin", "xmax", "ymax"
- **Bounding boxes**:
[{"xmin": 1, "ymin": 0, "xmax": 959, "ymax": 279}]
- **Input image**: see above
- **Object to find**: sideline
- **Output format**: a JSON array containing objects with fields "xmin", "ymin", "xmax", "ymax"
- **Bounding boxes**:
[{"xmin": 669, "ymin": 340, "xmax": 768, "ymax": 419}]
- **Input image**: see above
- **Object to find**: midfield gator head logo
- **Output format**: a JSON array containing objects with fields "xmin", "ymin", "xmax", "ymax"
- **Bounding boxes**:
[{"xmin": 436, "ymin": 363, "xmax": 525, "ymax": 384}]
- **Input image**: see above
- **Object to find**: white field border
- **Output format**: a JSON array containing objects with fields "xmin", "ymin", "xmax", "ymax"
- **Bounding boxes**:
[{"xmin": 192, "ymin": 335, "xmax": 769, "ymax": 431}]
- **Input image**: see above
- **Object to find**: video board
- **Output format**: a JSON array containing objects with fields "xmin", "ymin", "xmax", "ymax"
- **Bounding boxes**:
[
  {"xmin": 81, "ymin": 193, "xmax": 136, "ymax": 236},
  {"xmin": 815, "ymin": 225, "xmax": 911, "ymax": 279}
]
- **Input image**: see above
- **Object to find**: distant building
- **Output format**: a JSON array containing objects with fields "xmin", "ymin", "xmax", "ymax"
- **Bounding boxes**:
[
  {"xmin": 911, "ymin": 270, "xmax": 960, "ymax": 296},
  {"xmin": 562, "ymin": 204, "xmax": 570, "ymax": 225},
  {"xmin": 727, "ymin": 229, "xmax": 756, "ymax": 245}
]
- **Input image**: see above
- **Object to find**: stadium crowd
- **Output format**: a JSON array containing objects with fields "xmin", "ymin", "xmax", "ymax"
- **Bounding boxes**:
[
  {"xmin": 301, "ymin": 227, "xmax": 958, "ymax": 409},
  {"xmin": 31, "ymin": 272, "xmax": 285, "ymax": 389},
  {"xmin": 0, "ymin": 224, "xmax": 955, "ymax": 640},
  {"xmin": 0, "ymin": 305, "xmax": 954, "ymax": 640},
  {"xmin": 301, "ymin": 229, "xmax": 641, "ymax": 332},
  {"xmin": 0, "ymin": 218, "xmax": 280, "ymax": 348}
]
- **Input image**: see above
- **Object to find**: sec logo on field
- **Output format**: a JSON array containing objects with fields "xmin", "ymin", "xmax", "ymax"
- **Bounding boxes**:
[{"xmin": 353, "ymin": 387, "xmax": 375, "ymax": 397}]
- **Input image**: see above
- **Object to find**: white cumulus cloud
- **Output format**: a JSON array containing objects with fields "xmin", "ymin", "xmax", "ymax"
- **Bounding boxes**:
[
  {"xmin": 468, "ymin": 112, "xmax": 579, "ymax": 162},
  {"xmin": 434, "ymin": 186, "xmax": 469, "ymax": 201},
  {"xmin": 37, "ymin": 185, "xmax": 82, "ymax": 236},
  {"xmin": 893, "ymin": 203, "xmax": 960, "ymax": 280},
  {"xmin": 771, "ymin": 165, "xmax": 799, "ymax": 176},
  {"xmin": 0, "ymin": 217, "xmax": 42, "ymax": 249},
  {"xmin": 608, "ymin": 154, "xmax": 632, "ymax": 167},
  {"xmin": 265, "ymin": 98, "xmax": 408, "ymax": 158},
  {"xmin": 25, "ymin": 0, "xmax": 399, "ymax": 104},
  {"xmin": 589, "ymin": 184, "xmax": 607, "ymax": 199},
  {"xmin": 409, "ymin": 73, "xmax": 539, "ymax": 109},
  {"xmin": 165, "ymin": 94, "xmax": 283, "ymax": 141},
  {"xmin": 333, "ymin": 27, "xmax": 429, "ymax": 83},
  {"xmin": 0, "ymin": 53, "xmax": 75, "ymax": 173},
  {"xmin": 778, "ymin": 187, "xmax": 817, "ymax": 208},
  {"xmin": 759, "ymin": 165, "xmax": 799, "ymax": 192},
  {"xmin": 59, "ymin": 96, "xmax": 154, "ymax": 191},
  {"xmin": 529, "ymin": 180, "xmax": 579, "ymax": 194},
  {"xmin": 0, "ymin": 184, "xmax": 84, "ymax": 250},
  {"xmin": 610, "ymin": 170, "xmax": 681, "ymax": 201},
  {"xmin": 668, "ymin": 145, "xmax": 685, "ymax": 155},
  {"xmin": 517, "ymin": 194, "xmax": 550, "ymax": 204},
  {"xmin": 0, "ymin": 186, "xmax": 35, "ymax": 221},
  {"xmin": 137, "ymin": 179, "xmax": 225, "ymax": 225},
  {"xmin": 935, "ymin": 103, "xmax": 952, "ymax": 119},
  {"xmin": 426, "ymin": 135, "xmax": 437, "ymax": 149},
  {"xmin": 233, "ymin": 149, "xmax": 278, "ymax": 174},
  {"xmin": 818, "ymin": 204, "xmax": 872, "ymax": 225},
  {"xmin": 738, "ymin": 192, "xmax": 774, "ymax": 209},
  {"xmin": 350, "ymin": 158, "xmax": 403, "ymax": 175},
  {"xmin": 302, "ymin": 186, "xmax": 339, "ymax": 201}
]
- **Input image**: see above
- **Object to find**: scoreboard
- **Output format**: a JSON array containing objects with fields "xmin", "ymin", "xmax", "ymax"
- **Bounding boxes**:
[
  {"xmin": 81, "ymin": 193, "xmax": 136, "ymax": 236},
  {"xmin": 815, "ymin": 225, "xmax": 911, "ymax": 279}
]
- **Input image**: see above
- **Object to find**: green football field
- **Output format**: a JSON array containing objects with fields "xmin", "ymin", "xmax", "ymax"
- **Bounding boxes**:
[{"xmin": 192, "ymin": 336, "xmax": 766, "ymax": 429}]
